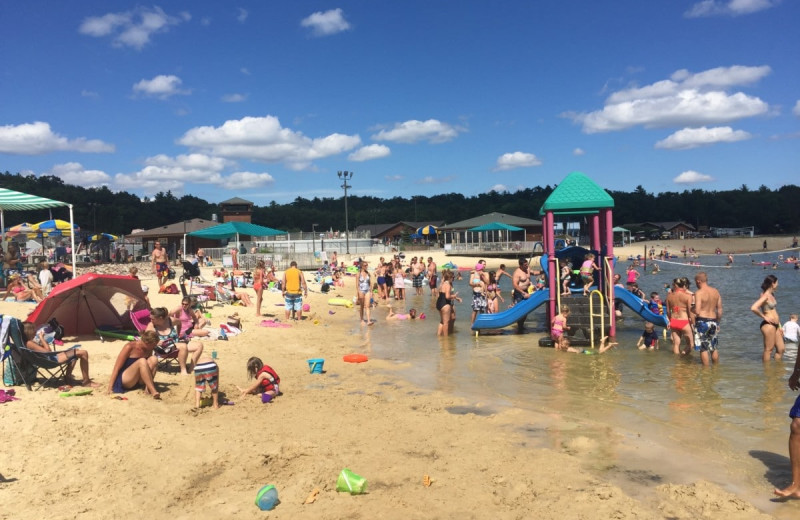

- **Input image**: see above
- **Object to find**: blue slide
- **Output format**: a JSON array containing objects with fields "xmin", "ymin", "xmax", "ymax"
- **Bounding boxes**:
[
  {"xmin": 614, "ymin": 289, "xmax": 669, "ymax": 328},
  {"xmin": 472, "ymin": 289, "xmax": 550, "ymax": 331}
]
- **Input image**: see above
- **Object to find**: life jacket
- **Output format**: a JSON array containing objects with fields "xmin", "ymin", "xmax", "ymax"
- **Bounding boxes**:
[
  {"xmin": 647, "ymin": 300, "xmax": 664, "ymax": 315},
  {"xmin": 258, "ymin": 365, "xmax": 281, "ymax": 392}
]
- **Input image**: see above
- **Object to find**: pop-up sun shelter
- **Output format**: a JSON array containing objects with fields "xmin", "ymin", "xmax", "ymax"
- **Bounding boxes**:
[
  {"xmin": 27, "ymin": 273, "xmax": 148, "ymax": 336},
  {"xmin": 0, "ymin": 187, "xmax": 77, "ymax": 275}
]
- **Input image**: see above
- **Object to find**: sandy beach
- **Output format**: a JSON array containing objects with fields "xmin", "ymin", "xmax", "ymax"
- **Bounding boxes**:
[{"xmin": 1, "ymin": 236, "xmax": 795, "ymax": 519}]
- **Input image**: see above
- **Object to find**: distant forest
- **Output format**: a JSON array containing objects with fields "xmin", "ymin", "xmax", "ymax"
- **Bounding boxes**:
[{"xmin": 2, "ymin": 171, "xmax": 799, "ymax": 236}]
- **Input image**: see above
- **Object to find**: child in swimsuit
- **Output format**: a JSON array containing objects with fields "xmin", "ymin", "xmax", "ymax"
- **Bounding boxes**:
[
  {"xmin": 386, "ymin": 307, "xmax": 417, "ymax": 320},
  {"xmin": 637, "ymin": 322, "xmax": 659, "ymax": 350},
  {"xmin": 486, "ymin": 271, "xmax": 504, "ymax": 314},
  {"xmin": 238, "ymin": 356, "xmax": 281, "ymax": 401},
  {"xmin": 193, "ymin": 354, "xmax": 220, "ymax": 408},
  {"xmin": 580, "ymin": 253, "xmax": 600, "ymax": 296},
  {"xmin": 551, "ymin": 305, "xmax": 572, "ymax": 350}
]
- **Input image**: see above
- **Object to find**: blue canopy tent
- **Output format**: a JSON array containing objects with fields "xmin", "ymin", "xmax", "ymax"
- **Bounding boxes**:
[{"xmin": 187, "ymin": 221, "xmax": 287, "ymax": 257}]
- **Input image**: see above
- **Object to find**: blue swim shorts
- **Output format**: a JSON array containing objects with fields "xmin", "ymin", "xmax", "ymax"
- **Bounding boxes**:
[
  {"xmin": 284, "ymin": 293, "xmax": 303, "ymax": 311},
  {"xmin": 790, "ymin": 393, "xmax": 800, "ymax": 419}
]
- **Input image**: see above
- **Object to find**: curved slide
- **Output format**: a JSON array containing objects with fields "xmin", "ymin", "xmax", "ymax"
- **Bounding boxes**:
[
  {"xmin": 614, "ymin": 289, "xmax": 669, "ymax": 328},
  {"xmin": 472, "ymin": 289, "xmax": 550, "ymax": 331}
]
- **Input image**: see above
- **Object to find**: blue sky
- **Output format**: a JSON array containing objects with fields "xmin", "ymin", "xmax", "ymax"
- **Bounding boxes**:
[{"xmin": 1, "ymin": 1, "xmax": 798, "ymax": 204}]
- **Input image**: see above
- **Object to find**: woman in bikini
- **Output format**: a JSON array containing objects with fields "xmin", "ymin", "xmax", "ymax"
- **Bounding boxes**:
[
  {"xmin": 751, "ymin": 274, "xmax": 785, "ymax": 362},
  {"xmin": 666, "ymin": 278, "xmax": 694, "ymax": 355},
  {"xmin": 146, "ymin": 306, "xmax": 204, "ymax": 375},
  {"xmin": 4, "ymin": 274, "xmax": 43, "ymax": 302},
  {"xmin": 253, "ymin": 259, "xmax": 266, "ymax": 316}
]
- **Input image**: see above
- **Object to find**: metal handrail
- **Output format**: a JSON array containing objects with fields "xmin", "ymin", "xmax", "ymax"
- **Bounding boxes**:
[{"xmin": 588, "ymin": 289, "xmax": 606, "ymax": 348}]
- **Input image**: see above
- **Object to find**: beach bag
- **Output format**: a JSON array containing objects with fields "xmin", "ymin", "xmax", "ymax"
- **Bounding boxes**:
[
  {"xmin": 203, "ymin": 286, "xmax": 216, "ymax": 301},
  {"xmin": 3, "ymin": 350, "xmax": 35, "ymax": 386}
]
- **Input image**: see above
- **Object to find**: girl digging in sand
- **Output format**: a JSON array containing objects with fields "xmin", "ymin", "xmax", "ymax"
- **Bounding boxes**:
[{"xmin": 237, "ymin": 357, "xmax": 280, "ymax": 401}]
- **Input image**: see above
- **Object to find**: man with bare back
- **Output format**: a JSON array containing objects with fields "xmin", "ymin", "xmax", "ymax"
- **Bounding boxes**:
[
  {"xmin": 151, "ymin": 241, "xmax": 169, "ymax": 286},
  {"xmin": 693, "ymin": 271, "xmax": 722, "ymax": 366}
]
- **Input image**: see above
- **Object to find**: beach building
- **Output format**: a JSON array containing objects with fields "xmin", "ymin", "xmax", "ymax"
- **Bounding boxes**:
[{"xmin": 439, "ymin": 212, "xmax": 542, "ymax": 257}]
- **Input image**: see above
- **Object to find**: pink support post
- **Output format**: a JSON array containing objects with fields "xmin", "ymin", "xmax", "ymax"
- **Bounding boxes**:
[
  {"xmin": 604, "ymin": 208, "xmax": 615, "ymax": 337},
  {"xmin": 545, "ymin": 211, "xmax": 557, "ymax": 322},
  {"xmin": 591, "ymin": 214, "xmax": 600, "ymax": 252}
]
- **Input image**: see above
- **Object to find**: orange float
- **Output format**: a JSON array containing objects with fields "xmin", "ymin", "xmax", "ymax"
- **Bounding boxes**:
[{"xmin": 343, "ymin": 354, "xmax": 368, "ymax": 363}]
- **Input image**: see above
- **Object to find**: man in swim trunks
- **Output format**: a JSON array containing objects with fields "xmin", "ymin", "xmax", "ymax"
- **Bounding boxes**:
[
  {"xmin": 693, "ymin": 271, "xmax": 722, "ymax": 366},
  {"xmin": 427, "ymin": 257, "xmax": 438, "ymax": 298},
  {"xmin": 512, "ymin": 258, "xmax": 531, "ymax": 303},
  {"xmin": 411, "ymin": 257, "xmax": 424, "ymax": 295},
  {"xmin": 151, "ymin": 241, "xmax": 170, "ymax": 287}
]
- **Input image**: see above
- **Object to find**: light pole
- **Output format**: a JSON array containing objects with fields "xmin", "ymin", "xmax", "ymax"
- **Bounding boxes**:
[
  {"xmin": 311, "ymin": 223, "xmax": 318, "ymax": 254},
  {"xmin": 337, "ymin": 171, "xmax": 353, "ymax": 254}
]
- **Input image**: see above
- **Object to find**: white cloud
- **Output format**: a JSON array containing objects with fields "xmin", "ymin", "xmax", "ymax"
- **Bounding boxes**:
[
  {"xmin": 573, "ymin": 148, "xmax": 585, "ymax": 156},
  {"xmin": 385, "ymin": 174, "xmax": 403, "ymax": 181},
  {"xmin": 132, "ymin": 75, "xmax": 190, "ymax": 99},
  {"xmin": 674, "ymin": 170, "xmax": 715, "ymax": 184},
  {"xmin": 300, "ymin": 8, "xmax": 351, "ymax": 37},
  {"xmin": 655, "ymin": 126, "xmax": 752, "ymax": 150},
  {"xmin": 79, "ymin": 7, "xmax": 190, "ymax": 50},
  {"xmin": 178, "ymin": 115, "xmax": 361, "ymax": 169},
  {"xmin": 236, "ymin": 8, "xmax": 248, "ymax": 23},
  {"xmin": 0, "ymin": 121, "xmax": 115, "ymax": 155},
  {"xmin": 47, "ymin": 162, "xmax": 111, "ymax": 186},
  {"xmin": 113, "ymin": 153, "xmax": 232, "ymax": 194},
  {"xmin": 240, "ymin": 67, "xmax": 251, "ymax": 75},
  {"xmin": 227, "ymin": 171, "xmax": 274, "ymax": 188},
  {"xmin": 567, "ymin": 65, "xmax": 770, "ymax": 133},
  {"xmin": 793, "ymin": 100, "xmax": 800, "ymax": 117},
  {"xmin": 493, "ymin": 151, "xmax": 542, "ymax": 172},
  {"xmin": 81, "ymin": 90, "xmax": 99, "ymax": 98},
  {"xmin": 488, "ymin": 184, "xmax": 509, "ymax": 193},
  {"xmin": 685, "ymin": 0, "xmax": 778, "ymax": 18},
  {"xmin": 371, "ymin": 119, "xmax": 462, "ymax": 144},
  {"xmin": 221, "ymin": 93, "xmax": 247, "ymax": 103},
  {"xmin": 348, "ymin": 144, "xmax": 390, "ymax": 162},
  {"xmin": 416, "ymin": 175, "xmax": 456, "ymax": 184}
]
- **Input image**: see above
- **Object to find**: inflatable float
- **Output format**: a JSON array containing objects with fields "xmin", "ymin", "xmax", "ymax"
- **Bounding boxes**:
[
  {"xmin": 328, "ymin": 298, "xmax": 354, "ymax": 308},
  {"xmin": 343, "ymin": 354, "xmax": 368, "ymax": 363}
]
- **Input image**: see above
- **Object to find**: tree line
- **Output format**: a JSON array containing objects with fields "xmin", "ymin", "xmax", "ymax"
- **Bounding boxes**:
[{"xmin": 2, "ymin": 171, "xmax": 798, "ymax": 237}]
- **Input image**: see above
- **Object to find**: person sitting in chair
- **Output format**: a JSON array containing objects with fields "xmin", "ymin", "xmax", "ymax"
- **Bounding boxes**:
[
  {"xmin": 4, "ymin": 274, "xmax": 44, "ymax": 302},
  {"xmin": 22, "ymin": 321, "xmax": 97, "ymax": 387},
  {"xmin": 215, "ymin": 279, "xmax": 253, "ymax": 307},
  {"xmin": 146, "ymin": 307, "xmax": 204, "ymax": 375}
]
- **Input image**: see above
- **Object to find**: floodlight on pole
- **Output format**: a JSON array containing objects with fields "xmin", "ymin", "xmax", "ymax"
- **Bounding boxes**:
[
  {"xmin": 311, "ymin": 223, "xmax": 318, "ymax": 254},
  {"xmin": 337, "ymin": 171, "xmax": 353, "ymax": 254}
]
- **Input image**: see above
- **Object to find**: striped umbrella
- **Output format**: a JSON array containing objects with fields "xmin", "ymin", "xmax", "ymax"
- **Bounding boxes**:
[
  {"xmin": 5, "ymin": 222, "xmax": 37, "ymax": 238},
  {"xmin": 33, "ymin": 219, "xmax": 79, "ymax": 236},
  {"xmin": 416, "ymin": 225, "xmax": 438, "ymax": 235},
  {"xmin": 88, "ymin": 233, "xmax": 118, "ymax": 242}
]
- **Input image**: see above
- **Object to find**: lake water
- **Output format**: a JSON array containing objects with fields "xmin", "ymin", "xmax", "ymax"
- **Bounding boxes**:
[{"xmin": 351, "ymin": 252, "xmax": 800, "ymax": 517}]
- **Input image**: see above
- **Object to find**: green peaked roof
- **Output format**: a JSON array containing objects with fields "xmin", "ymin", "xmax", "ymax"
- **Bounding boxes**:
[{"xmin": 539, "ymin": 172, "xmax": 614, "ymax": 215}]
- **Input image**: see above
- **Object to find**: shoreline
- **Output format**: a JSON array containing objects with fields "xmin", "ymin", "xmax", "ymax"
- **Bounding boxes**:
[{"xmin": 0, "ymin": 245, "xmax": 794, "ymax": 518}]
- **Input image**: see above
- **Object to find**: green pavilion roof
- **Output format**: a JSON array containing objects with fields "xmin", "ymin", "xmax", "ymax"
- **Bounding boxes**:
[{"xmin": 539, "ymin": 172, "xmax": 614, "ymax": 215}]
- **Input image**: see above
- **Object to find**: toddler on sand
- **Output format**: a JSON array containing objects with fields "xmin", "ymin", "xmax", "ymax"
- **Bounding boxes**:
[
  {"xmin": 194, "ymin": 355, "xmax": 220, "ymax": 409},
  {"xmin": 237, "ymin": 357, "xmax": 281, "ymax": 401}
]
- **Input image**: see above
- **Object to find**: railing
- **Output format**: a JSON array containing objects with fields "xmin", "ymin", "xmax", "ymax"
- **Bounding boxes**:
[
  {"xmin": 445, "ymin": 241, "xmax": 543, "ymax": 255},
  {"xmin": 588, "ymin": 289, "xmax": 606, "ymax": 348}
]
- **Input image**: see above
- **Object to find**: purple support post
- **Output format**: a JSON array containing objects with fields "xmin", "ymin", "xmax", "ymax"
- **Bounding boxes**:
[
  {"xmin": 591, "ymin": 214, "xmax": 600, "ymax": 252},
  {"xmin": 545, "ymin": 211, "xmax": 557, "ymax": 323}
]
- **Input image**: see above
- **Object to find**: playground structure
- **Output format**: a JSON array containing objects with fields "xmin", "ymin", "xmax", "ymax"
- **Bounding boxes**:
[{"xmin": 472, "ymin": 172, "xmax": 668, "ymax": 345}]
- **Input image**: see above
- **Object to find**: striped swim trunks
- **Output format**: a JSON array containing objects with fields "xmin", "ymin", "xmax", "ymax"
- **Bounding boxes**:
[{"xmin": 194, "ymin": 361, "xmax": 219, "ymax": 392}]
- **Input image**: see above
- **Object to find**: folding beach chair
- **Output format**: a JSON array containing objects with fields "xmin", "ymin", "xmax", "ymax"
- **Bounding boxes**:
[
  {"xmin": 129, "ymin": 309, "xmax": 180, "ymax": 374},
  {"xmin": 2, "ymin": 317, "xmax": 78, "ymax": 391}
]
